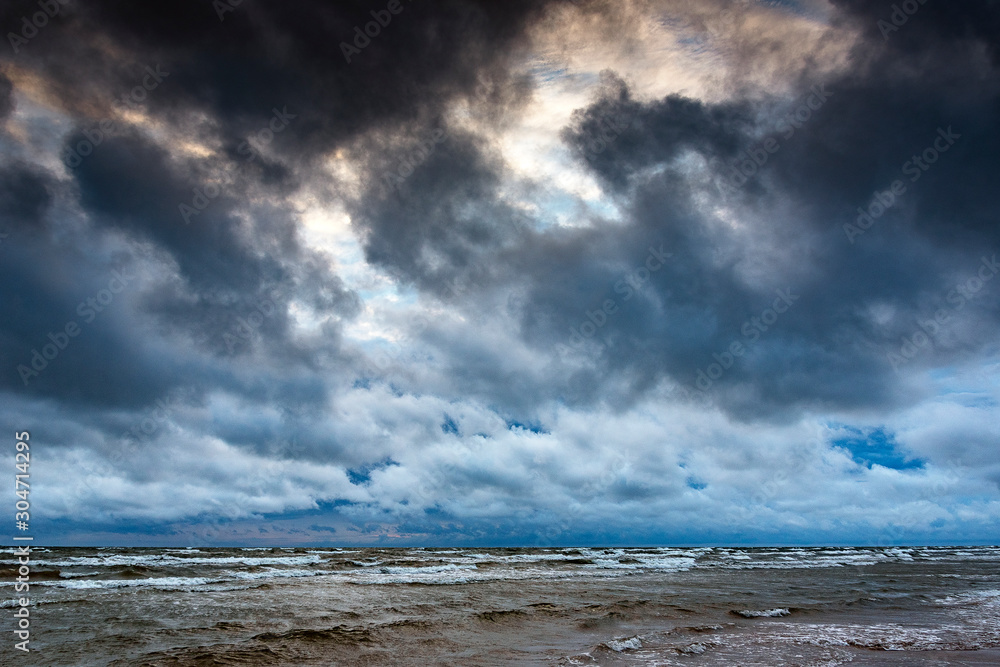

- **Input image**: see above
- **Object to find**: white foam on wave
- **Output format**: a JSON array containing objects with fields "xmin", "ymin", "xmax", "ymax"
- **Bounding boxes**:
[
  {"xmin": 32, "ymin": 553, "xmax": 323, "ymax": 568},
  {"xmin": 38, "ymin": 566, "xmax": 334, "ymax": 590},
  {"xmin": 939, "ymin": 589, "xmax": 1000, "ymax": 606},
  {"xmin": 449, "ymin": 552, "xmax": 593, "ymax": 564},
  {"xmin": 337, "ymin": 565, "xmax": 627, "ymax": 586},
  {"xmin": 18, "ymin": 547, "xmax": 1000, "ymax": 592},
  {"xmin": 782, "ymin": 622, "xmax": 955, "ymax": 650},
  {"xmin": 704, "ymin": 547, "xmax": 914, "ymax": 570},
  {"xmin": 586, "ymin": 549, "xmax": 698, "ymax": 572},
  {"xmin": 915, "ymin": 547, "xmax": 1000, "ymax": 561},
  {"xmin": 0, "ymin": 598, "xmax": 34, "ymax": 608},
  {"xmin": 747, "ymin": 612, "xmax": 1000, "ymax": 652},
  {"xmin": 230, "ymin": 567, "xmax": 329, "ymax": 582},
  {"xmin": 426, "ymin": 547, "xmax": 702, "ymax": 574},
  {"xmin": 603, "ymin": 635, "xmax": 643, "ymax": 652},
  {"xmin": 377, "ymin": 563, "xmax": 477, "ymax": 575},
  {"xmin": 735, "ymin": 608, "xmax": 791, "ymax": 618},
  {"xmin": 40, "ymin": 576, "xmax": 222, "ymax": 591},
  {"xmin": 678, "ymin": 642, "xmax": 710, "ymax": 655},
  {"xmin": 936, "ymin": 589, "xmax": 1000, "ymax": 645}
]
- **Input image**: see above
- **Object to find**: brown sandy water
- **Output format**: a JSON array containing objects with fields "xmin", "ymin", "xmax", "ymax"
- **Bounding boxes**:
[{"xmin": 3, "ymin": 546, "xmax": 999, "ymax": 665}]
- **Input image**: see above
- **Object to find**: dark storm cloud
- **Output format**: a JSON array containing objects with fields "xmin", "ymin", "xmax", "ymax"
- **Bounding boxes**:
[
  {"xmin": 0, "ymin": 120, "xmax": 356, "ymax": 410},
  {"xmin": 0, "ymin": 236, "xmax": 172, "ymax": 406},
  {"xmin": 833, "ymin": 0, "xmax": 1000, "ymax": 66},
  {"xmin": 68, "ymin": 128, "xmax": 359, "ymax": 337},
  {"xmin": 1, "ymin": 1, "xmax": 641, "ymax": 456},
  {"xmin": 729, "ymin": 0, "xmax": 1000, "ymax": 407},
  {"xmin": 0, "ymin": 0, "xmax": 569, "ymax": 435},
  {"xmin": 4, "ymin": 0, "xmax": 994, "ymax": 422},
  {"xmin": 0, "ymin": 70, "xmax": 13, "ymax": 121},
  {"xmin": 0, "ymin": 0, "xmax": 572, "ymax": 338},
  {"xmin": 349, "ymin": 126, "xmax": 533, "ymax": 296},
  {"xmin": 479, "ymin": 0, "xmax": 1000, "ymax": 418},
  {"xmin": 0, "ymin": 161, "xmax": 51, "ymax": 230},
  {"xmin": 0, "ymin": 0, "xmax": 564, "ymax": 163},
  {"xmin": 562, "ymin": 72, "xmax": 755, "ymax": 191}
]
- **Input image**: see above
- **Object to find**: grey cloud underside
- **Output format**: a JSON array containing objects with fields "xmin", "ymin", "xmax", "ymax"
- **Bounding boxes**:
[
  {"xmin": 4, "ymin": 0, "xmax": 995, "ymax": 419},
  {"xmin": 383, "ymin": 0, "xmax": 1000, "ymax": 419},
  {"xmin": 0, "ymin": 0, "xmax": 594, "ymax": 533},
  {"xmin": 352, "ymin": 128, "xmax": 527, "ymax": 294},
  {"xmin": 0, "ymin": 71, "xmax": 13, "ymax": 121},
  {"xmin": 0, "ymin": 0, "xmax": 566, "ymax": 411},
  {"xmin": 0, "ymin": 0, "xmax": 555, "ymax": 162}
]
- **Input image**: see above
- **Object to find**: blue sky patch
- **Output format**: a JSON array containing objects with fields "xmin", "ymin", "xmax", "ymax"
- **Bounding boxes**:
[
  {"xmin": 833, "ymin": 428, "xmax": 925, "ymax": 471},
  {"xmin": 347, "ymin": 459, "xmax": 400, "ymax": 485}
]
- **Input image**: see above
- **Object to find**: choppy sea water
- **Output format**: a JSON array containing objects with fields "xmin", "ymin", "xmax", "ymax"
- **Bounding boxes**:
[{"xmin": 3, "ymin": 546, "xmax": 1000, "ymax": 665}]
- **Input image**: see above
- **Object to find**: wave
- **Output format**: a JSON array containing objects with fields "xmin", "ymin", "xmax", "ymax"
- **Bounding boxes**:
[
  {"xmin": 784, "ymin": 622, "xmax": 993, "ymax": 651},
  {"xmin": 38, "ymin": 567, "xmax": 332, "ymax": 590},
  {"xmin": 41, "ymin": 576, "xmax": 222, "ymax": 591},
  {"xmin": 476, "ymin": 609, "xmax": 529, "ymax": 622},
  {"xmin": 30, "ymin": 553, "xmax": 323, "ymax": 568},
  {"xmin": 0, "ymin": 598, "xmax": 31, "ymax": 608},
  {"xmin": 733, "ymin": 608, "xmax": 792, "ymax": 618},
  {"xmin": 0, "ymin": 566, "xmax": 62, "ymax": 580},
  {"xmin": 8, "ymin": 547, "xmax": 1000, "ymax": 592},
  {"xmin": 134, "ymin": 624, "xmax": 375, "ymax": 665},
  {"xmin": 600, "ymin": 635, "xmax": 643, "ymax": 652},
  {"xmin": 253, "ymin": 625, "xmax": 373, "ymax": 645}
]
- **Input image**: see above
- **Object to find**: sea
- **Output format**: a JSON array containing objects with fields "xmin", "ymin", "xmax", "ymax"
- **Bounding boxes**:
[{"xmin": 2, "ymin": 546, "xmax": 999, "ymax": 665}]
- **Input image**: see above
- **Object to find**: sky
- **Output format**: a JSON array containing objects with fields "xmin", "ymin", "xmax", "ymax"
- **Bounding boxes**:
[{"xmin": 0, "ymin": 0, "xmax": 998, "ymax": 547}]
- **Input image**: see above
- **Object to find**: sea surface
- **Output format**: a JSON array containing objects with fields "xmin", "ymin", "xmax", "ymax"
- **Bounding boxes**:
[{"xmin": 3, "ymin": 546, "xmax": 1000, "ymax": 665}]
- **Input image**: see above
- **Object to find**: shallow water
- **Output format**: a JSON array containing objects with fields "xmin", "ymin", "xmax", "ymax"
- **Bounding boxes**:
[{"xmin": 4, "ymin": 546, "xmax": 1000, "ymax": 665}]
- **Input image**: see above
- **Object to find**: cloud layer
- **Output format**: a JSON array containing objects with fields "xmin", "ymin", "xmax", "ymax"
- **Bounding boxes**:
[{"xmin": 1, "ymin": 0, "xmax": 998, "ymax": 546}]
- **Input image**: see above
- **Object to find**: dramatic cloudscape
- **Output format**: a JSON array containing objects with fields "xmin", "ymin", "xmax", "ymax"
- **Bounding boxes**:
[{"xmin": 1, "ymin": 0, "xmax": 998, "ymax": 546}]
